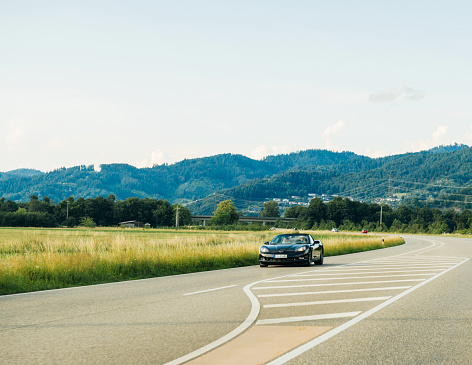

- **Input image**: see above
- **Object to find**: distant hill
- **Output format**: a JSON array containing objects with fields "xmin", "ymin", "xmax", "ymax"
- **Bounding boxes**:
[
  {"xmin": 426, "ymin": 143, "xmax": 468, "ymax": 154},
  {"xmin": 0, "ymin": 168, "xmax": 43, "ymax": 179},
  {"xmin": 0, "ymin": 150, "xmax": 358, "ymax": 203},
  {"xmin": 1, "ymin": 145, "xmax": 471, "ymax": 214},
  {"xmin": 187, "ymin": 146, "xmax": 472, "ymax": 214}
]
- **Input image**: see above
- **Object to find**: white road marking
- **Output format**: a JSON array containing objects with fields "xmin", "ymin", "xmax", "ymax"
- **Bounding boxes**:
[
  {"xmin": 182, "ymin": 285, "xmax": 238, "ymax": 296},
  {"xmin": 321, "ymin": 264, "xmax": 452, "ymax": 271},
  {"xmin": 265, "ymin": 255, "xmax": 468, "ymax": 364},
  {"xmin": 256, "ymin": 311, "xmax": 362, "ymax": 325},
  {"xmin": 166, "ymin": 282, "xmax": 261, "ymax": 365},
  {"xmin": 374, "ymin": 258, "xmax": 461, "ymax": 263},
  {"xmin": 264, "ymin": 296, "xmax": 392, "ymax": 308},
  {"xmin": 257, "ymin": 286, "xmax": 412, "ymax": 298},
  {"xmin": 166, "ymin": 238, "xmax": 466, "ymax": 365},
  {"xmin": 293, "ymin": 268, "xmax": 444, "ymax": 276},
  {"xmin": 254, "ymin": 279, "xmax": 425, "ymax": 290},
  {"xmin": 266, "ymin": 273, "xmax": 437, "ymax": 282}
]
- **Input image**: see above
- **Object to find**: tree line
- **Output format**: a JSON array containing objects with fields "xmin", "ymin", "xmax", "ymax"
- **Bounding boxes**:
[
  {"xmin": 2, "ymin": 194, "xmax": 472, "ymax": 234},
  {"xmin": 284, "ymin": 197, "xmax": 472, "ymax": 234},
  {"xmin": 0, "ymin": 195, "xmax": 191, "ymax": 228}
]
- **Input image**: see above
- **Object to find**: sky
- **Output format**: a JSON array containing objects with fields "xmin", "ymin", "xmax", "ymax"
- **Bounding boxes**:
[{"xmin": 1, "ymin": 0, "xmax": 472, "ymax": 172}]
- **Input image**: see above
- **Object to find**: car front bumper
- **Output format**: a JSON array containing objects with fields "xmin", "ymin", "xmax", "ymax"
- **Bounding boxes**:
[{"xmin": 259, "ymin": 252, "xmax": 310, "ymax": 265}]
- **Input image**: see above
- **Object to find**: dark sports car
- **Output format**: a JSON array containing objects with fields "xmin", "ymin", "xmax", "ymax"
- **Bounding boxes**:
[{"xmin": 259, "ymin": 233, "xmax": 323, "ymax": 267}]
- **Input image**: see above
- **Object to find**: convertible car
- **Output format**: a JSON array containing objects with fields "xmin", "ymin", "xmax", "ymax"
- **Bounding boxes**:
[{"xmin": 259, "ymin": 233, "xmax": 323, "ymax": 267}]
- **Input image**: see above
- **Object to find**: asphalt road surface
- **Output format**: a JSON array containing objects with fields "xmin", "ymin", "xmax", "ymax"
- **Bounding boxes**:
[{"xmin": 1, "ymin": 235, "xmax": 471, "ymax": 364}]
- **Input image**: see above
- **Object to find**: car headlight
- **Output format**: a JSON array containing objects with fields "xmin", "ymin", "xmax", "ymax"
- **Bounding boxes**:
[
  {"xmin": 295, "ymin": 245, "xmax": 309, "ymax": 253},
  {"xmin": 260, "ymin": 246, "xmax": 270, "ymax": 253}
]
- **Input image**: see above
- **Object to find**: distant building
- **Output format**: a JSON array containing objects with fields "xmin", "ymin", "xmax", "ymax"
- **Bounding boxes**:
[{"xmin": 118, "ymin": 220, "xmax": 145, "ymax": 228}]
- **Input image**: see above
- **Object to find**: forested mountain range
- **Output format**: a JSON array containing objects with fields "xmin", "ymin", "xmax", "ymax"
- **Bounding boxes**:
[
  {"xmin": 188, "ymin": 144, "xmax": 472, "ymax": 214},
  {"xmin": 1, "ymin": 144, "xmax": 470, "ymax": 214},
  {"xmin": 0, "ymin": 150, "xmax": 360, "ymax": 203}
]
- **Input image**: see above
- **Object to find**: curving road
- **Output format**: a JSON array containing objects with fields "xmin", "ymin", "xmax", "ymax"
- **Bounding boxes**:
[{"xmin": 1, "ymin": 235, "xmax": 471, "ymax": 364}]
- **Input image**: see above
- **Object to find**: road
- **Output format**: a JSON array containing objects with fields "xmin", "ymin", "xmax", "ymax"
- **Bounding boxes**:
[{"xmin": 1, "ymin": 235, "xmax": 471, "ymax": 364}]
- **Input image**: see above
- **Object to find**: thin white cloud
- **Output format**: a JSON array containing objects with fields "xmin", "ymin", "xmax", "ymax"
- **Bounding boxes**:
[
  {"xmin": 323, "ymin": 120, "xmax": 345, "ymax": 137},
  {"xmin": 248, "ymin": 145, "xmax": 293, "ymax": 160},
  {"xmin": 322, "ymin": 120, "xmax": 345, "ymax": 150},
  {"xmin": 403, "ymin": 125, "xmax": 449, "ymax": 152},
  {"xmin": 369, "ymin": 85, "xmax": 425, "ymax": 103},
  {"xmin": 432, "ymin": 125, "xmax": 448, "ymax": 142},
  {"xmin": 363, "ymin": 149, "xmax": 389, "ymax": 158},
  {"xmin": 137, "ymin": 148, "xmax": 170, "ymax": 168}
]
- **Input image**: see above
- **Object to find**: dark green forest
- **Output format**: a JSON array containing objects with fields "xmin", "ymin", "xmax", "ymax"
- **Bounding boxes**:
[
  {"xmin": 0, "ymin": 195, "xmax": 191, "ymax": 228},
  {"xmin": 284, "ymin": 197, "xmax": 472, "ymax": 234},
  {"xmin": 0, "ymin": 150, "xmax": 370, "ymax": 204},
  {"xmin": 189, "ymin": 144, "xmax": 472, "ymax": 214},
  {"xmin": 1, "ymin": 194, "xmax": 471, "ymax": 235}
]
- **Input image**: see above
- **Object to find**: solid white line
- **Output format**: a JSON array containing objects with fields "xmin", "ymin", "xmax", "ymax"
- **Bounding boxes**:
[
  {"xmin": 166, "ymin": 282, "xmax": 261, "ymax": 365},
  {"xmin": 257, "ymin": 286, "xmax": 412, "ymax": 298},
  {"xmin": 408, "ymin": 241, "xmax": 445, "ymax": 255},
  {"xmin": 266, "ymin": 257, "xmax": 470, "ymax": 365},
  {"xmin": 256, "ymin": 311, "xmax": 362, "ymax": 325},
  {"xmin": 267, "ymin": 273, "xmax": 437, "ymax": 282},
  {"xmin": 182, "ymin": 285, "xmax": 238, "ymax": 296},
  {"xmin": 254, "ymin": 279, "xmax": 425, "ymax": 290},
  {"xmin": 394, "ymin": 241, "xmax": 444, "ymax": 256},
  {"xmin": 264, "ymin": 296, "xmax": 392, "ymax": 308}
]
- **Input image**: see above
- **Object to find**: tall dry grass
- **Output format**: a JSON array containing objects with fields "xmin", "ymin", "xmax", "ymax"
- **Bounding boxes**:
[{"xmin": 0, "ymin": 228, "xmax": 403, "ymax": 295}]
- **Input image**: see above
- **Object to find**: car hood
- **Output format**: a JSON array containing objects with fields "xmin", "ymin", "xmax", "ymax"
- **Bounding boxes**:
[{"xmin": 263, "ymin": 244, "xmax": 307, "ymax": 253}]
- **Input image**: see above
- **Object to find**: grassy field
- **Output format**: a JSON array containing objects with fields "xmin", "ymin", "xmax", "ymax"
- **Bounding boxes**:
[{"xmin": 0, "ymin": 227, "xmax": 404, "ymax": 295}]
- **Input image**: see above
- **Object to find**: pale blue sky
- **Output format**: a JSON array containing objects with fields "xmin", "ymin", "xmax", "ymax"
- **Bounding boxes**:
[{"xmin": 1, "ymin": 1, "xmax": 471, "ymax": 171}]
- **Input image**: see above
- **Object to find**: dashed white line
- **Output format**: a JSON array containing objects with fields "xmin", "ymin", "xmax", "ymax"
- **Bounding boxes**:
[{"xmin": 182, "ymin": 285, "xmax": 238, "ymax": 296}]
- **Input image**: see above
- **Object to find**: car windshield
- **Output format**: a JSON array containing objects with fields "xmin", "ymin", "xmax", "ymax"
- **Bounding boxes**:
[{"xmin": 269, "ymin": 234, "xmax": 309, "ymax": 245}]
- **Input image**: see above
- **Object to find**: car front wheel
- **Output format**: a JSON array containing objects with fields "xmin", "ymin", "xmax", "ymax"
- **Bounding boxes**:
[{"xmin": 305, "ymin": 251, "xmax": 312, "ymax": 266}]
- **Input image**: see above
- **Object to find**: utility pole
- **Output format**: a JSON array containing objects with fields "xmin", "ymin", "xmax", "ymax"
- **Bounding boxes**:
[
  {"xmin": 380, "ymin": 205, "xmax": 383, "ymax": 226},
  {"xmin": 175, "ymin": 205, "xmax": 179, "ymax": 228},
  {"xmin": 66, "ymin": 201, "xmax": 69, "ymax": 219}
]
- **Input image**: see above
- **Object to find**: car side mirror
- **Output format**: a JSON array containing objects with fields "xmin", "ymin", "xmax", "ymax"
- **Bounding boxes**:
[{"xmin": 264, "ymin": 241, "xmax": 269, "ymax": 245}]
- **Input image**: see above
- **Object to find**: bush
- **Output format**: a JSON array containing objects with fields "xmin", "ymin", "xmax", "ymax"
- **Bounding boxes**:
[{"xmin": 79, "ymin": 217, "xmax": 96, "ymax": 228}]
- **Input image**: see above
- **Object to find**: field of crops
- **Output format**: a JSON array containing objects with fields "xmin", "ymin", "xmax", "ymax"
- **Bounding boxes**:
[{"xmin": 0, "ymin": 227, "xmax": 404, "ymax": 295}]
